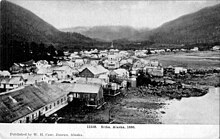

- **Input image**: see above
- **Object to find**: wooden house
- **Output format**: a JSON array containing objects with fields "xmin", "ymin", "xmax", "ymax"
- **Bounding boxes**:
[
  {"xmin": 0, "ymin": 76, "xmax": 10, "ymax": 91},
  {"xmin": 10, "ymin": 60, "xmax": 36, "ymax": 73},
  {"xmin": 79, "ymin": 65, "xmax": 108, "ymax": 78},
  {"xmin": 75, "ymin": 77, "xmax": 108, "ymax": 88},
  {"xmin": 7, "ymin": 76, "xmax": 25, "ymax": 90},
  {"xmin": 68, "ymin": 83, "xmax": 104, "ymax": 108},
  {"xmin": 0, "ymin": 76, "xmax": 25, "ymax": 91},
  {"xmin": 104, "ymin": 82, "xmax": 121, "ymax": 96},
  {"xmin": 26, "ymin": 74, "xmax": 49, "ymax": 85},
  {"xmin": 52, "ymin": 65, "xmax": 73, "ymax": 80},
  {"xmin": 0, "ymin": 71, "xmax": 10, "ymax": 77}
]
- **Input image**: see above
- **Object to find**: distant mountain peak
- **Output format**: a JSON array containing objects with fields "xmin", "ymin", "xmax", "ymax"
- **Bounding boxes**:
[{"xmin": 61, "ymin": 25, "xmax": 150, "ymax": 41}]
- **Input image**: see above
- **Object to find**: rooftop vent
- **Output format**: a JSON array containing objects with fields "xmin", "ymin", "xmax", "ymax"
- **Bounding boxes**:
[
  {"xmin": 8, "ymin": 95, "xmax": 18, "ymax": 104},
  {"xmin": 26, "ymin": 106, "xmax": 33, "ymax": 112}
]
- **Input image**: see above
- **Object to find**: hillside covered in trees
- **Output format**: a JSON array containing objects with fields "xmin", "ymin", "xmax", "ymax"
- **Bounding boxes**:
[
  {"xmin": 145, "ymin": 3, "xmax": 220, "ymax": 44},
  {"xmin": 63, "ymin": 3, "xmax": 220, "ymax": 45},
  {"xmin": 61, "ymin": 26, "xmax": 150, "ymax": 42},
  {"xmin": 0, "ymin": 1, "xmax": 107, "ymax": 70}
]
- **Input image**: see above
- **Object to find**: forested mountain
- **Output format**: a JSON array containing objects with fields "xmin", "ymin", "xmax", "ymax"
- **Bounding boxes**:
[
  {"xmin": 147, "ymin": 3, "xmax": 220, "ymax": 44},
  {"xmin": 1, "ymin": 0, "xmax": 220, "ymax": 69},
  {"xmin": 0, "ymin": 0, "xmax": 94, "ymax": 45},
  {"xmin": 62, "ymin": 3, "xmax": 220, "ymax": 44},
  {"xmin": 61, "ymin": 26, "xmax": 150, "ymax": 41},
  {"xmin": 0, "ymin": 1, "xmax": 104, "ymax": 70}
]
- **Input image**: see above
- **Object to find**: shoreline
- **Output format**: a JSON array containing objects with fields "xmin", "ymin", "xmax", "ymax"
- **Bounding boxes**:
[
  {"xmin": 43, "ymin": 84, "xmax": 214, "ymax": 124},
  {"xmin": 35, "ymin": 50, "xmax": 219, "ymax": 124},
  {"xmin": 160, "ymin": 87, "xmax": 219, "ymax": 124},
  {"xmin": 36, "ymin": 68, "xmax": 219, "ymax": 124}
]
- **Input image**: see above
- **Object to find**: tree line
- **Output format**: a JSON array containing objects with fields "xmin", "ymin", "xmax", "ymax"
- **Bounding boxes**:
[{"xmin": 0, "ymin": 40, "xmax": 64, "ymax": 70}]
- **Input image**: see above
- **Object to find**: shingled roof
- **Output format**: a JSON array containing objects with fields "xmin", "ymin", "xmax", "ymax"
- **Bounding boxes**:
[
  {"xmin": 0, "ymin": 82, "xmax": 69, "ymax": 123},
  {"xmin": 80, "ymin": 65, "xmax": 108, "ymax": 75},
  {"xmin": 75, "ymin": 77, "xmax": 107, "ymax": 86},
  {"xmin": 69, "ymin": 83, "xmax": 101, "ymax": 94}
]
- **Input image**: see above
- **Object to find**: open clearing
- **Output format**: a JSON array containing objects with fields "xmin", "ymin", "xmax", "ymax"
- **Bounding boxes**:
[{"xmin": 148, "ymin": 51, "xmax": 220, "ymax": 69}]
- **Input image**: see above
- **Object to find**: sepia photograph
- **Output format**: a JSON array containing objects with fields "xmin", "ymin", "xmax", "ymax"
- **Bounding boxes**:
[{"xmin": 0, "ymin": 0, "xmax": 219, "ymax": 138}]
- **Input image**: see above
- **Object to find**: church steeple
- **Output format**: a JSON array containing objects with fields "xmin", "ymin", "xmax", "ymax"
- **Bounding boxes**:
[{"xmin": 110, "ymin": 42, "xmax": 114, "ymax": 48}]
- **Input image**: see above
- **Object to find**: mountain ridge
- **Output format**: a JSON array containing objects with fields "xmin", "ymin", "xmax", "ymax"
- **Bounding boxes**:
[
  {"xmin": 148, "ymin": 3, "xmax": 220, "ymax": 43},
  {"xmin": 0, "ymin": 0, "xmax": 94, "ymax": 46},
  {"xmin": 61, "ymin": 3, "xmax": 220, "ymax": 43},
  {"xmin": 60, "ymin": 25, "xmax": 150, "ymax": 41}
]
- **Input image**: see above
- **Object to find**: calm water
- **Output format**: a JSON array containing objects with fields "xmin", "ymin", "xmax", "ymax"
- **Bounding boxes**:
[{"xmin": 161, "ymin": 87, "xmax": 219, "ymax": 124}]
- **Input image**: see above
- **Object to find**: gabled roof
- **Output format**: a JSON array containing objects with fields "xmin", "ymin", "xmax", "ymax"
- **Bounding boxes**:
[
  {"xmin": 52, "ymin": 65, "xmax": 72, "ymax": 71},
  {"xmin": 70, "ymin": 83, "xmax": 101, "ymax": 94},
  {"xmin": 12, "ymin": 73, "xmax": 29, "ymax": 80},
  {"xmin": 0, "ymin": 71, "xmax": 11, "ymax": 76},
  {"xmin": 0, "ymin": 77, "xmax": 5, "ymax": 83},
  {"xmin": 76, "ymin": 77, "xmax": 107, "ymax": 85},
  {"xmin": 98, "ymin": 74, "xmax": 108, "ymax": 79},
  {"xmin": 0, "ymin": 76, "xmax": 10, "ymax": 84},
  {"xmin": 0, "ymin": 85, "xmax": 45, "ymax": 122},
  {"xmin": 80, "ymin": 65, "xmax": 108, "ymax": 75},
  {"xmin": 36, "ymin": 60, "xmax": 48, "ymax": 65},
  {"xmin": 114, "ymin": 68, "xmax": 128, "ymax": 75},
  {"xmin": 0, "ymin": 82, "xmax": 69, "ymax": 123},
  {"xmin": 8, "ymin": 76, "xmax": 23, "ymax": 84},
  {"xmin": 26, "ymin": 74, "xmax": 45, "ymax": 84},
  {"xmin": 75, "ymin": 59, "xmax": 84, "ymax": 63},
  {"xmin": 36, "ymin": 68, "xmax": 52, "ymax": 74},
  {"xmin": 18, "ymin": 59, "xmax": 35, "ymax": 67},
  {"xmin": 168, "ymin": 65, "xmax": 174, "ymax": 68},
  {"xmin": 109, "ymin": 70, "xmax": 117, "ymax": 76}
]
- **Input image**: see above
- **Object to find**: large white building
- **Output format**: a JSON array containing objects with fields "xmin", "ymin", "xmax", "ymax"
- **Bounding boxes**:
[
  {"xmin": 0, "ymin": 83, "xmax": 70, "ymax": 123},
  {"xmin": 107, "ymin": 52, "xmax": 120, "ymax": 69}
]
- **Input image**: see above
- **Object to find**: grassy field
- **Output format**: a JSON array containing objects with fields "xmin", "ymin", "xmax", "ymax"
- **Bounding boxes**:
[{"xmin": 147, "ymin": 51, "xmax": 220, "ymax": 69}]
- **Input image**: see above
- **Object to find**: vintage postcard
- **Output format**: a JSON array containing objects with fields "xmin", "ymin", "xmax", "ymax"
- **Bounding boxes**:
[{"xmin": 0, "ymin": 0, "xmax": 219, "ymax": 138}]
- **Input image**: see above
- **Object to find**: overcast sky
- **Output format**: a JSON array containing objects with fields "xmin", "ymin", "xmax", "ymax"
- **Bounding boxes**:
[{"xmin": 9, "ymin": 0, "xmax": 220, "ymax": 29}]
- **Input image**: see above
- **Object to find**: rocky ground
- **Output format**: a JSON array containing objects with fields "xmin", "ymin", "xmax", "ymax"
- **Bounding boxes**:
[
  {"xmin": 42, "ymin": 91, "xmax": 166, "ymax": 124},
  {"xmin": 42, "ymin": 51, "xmax": 219, "ymax": 124},
  {"xmin": 42, "ymin": 77, "xmax": 209, "ymax": 124},
  {"xmin": 127, "ymin": 85, "xmax": 208, "ymax": 100},
  {"xmin": 181, "ymin": 73, "xmax": 220, "ymax": 87}
]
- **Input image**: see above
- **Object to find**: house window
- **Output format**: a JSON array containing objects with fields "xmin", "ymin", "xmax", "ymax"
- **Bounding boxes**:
[
  {"xmin": 61, "ymin": 98, "xmax": 63, "ymax": 103},
  {"xmin": 54, "ymin": 103, "xmax": 56, "ymax": 107},
  {"xmin": 77, "ymin": 93, "xmax": 80, "ymax": 98},
  {"xmin": 50, "ymin": 105, "xmax": 52, "ymax": 109},
  {"xmin": 20, "ymin": 120, "xmax": 22, "ymax": 123},
  {"xmin": 10, "ymin": 84, "xmax": 13, "ymax": 87},
  {"xmin": 26, "ymin": 116, "xmax": 30, "ymax": 123},
  {"xmin": 57, "ymin": 100, "xmax": 60, "ymax": 105},
  {"xmin": 45, "ymin": 106, "xmax": 48, "ymax": 111}
]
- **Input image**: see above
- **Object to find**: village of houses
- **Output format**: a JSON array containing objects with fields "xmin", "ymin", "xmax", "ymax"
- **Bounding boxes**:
[{"xmin": 0, "ymin": 44, "xmax": 220, "ymax": 124}]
